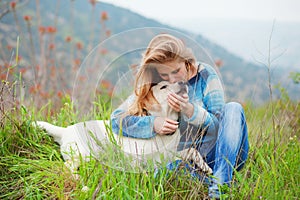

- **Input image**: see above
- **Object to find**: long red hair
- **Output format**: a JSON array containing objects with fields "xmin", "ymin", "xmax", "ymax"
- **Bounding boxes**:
[{"xmin": 128, "ymin": 34, "xmax": 196, "ymax": 116}]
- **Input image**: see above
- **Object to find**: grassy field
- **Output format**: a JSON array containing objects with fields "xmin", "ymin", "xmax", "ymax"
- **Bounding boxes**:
[
  {"xmin": 0, "ymin": 86, "xmax": 299, "ymax": 199},
  {"xmin": 1, "ymin": 2, "xmax": 299, "ymax": 199}
]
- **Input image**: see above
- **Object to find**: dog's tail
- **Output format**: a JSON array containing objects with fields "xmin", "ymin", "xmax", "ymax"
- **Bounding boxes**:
[{"xmin": 34, "ymin": 121, "xmax": 65, "ymax": 142}]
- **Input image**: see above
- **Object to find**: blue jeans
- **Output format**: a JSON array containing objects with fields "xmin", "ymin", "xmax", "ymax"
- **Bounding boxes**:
[
  {"xmin": 204, "ymin": 102, "xmax": 249, "ymax": 196},
  {"xmin": 155, "ymin": 102, "xmax": 249, "ymax": 197}
]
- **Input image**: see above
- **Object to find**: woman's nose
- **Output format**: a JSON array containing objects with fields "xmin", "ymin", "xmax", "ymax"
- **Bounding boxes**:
[{"xmin": 169, "ymin": 75, "xmax": 178, "ymax": 83}]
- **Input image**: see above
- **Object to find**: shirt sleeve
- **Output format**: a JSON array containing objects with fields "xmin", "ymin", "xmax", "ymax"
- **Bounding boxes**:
[
  {"xmin": 110, "ymin": 95, "xmax": 157, "ymax": 139},
  {"xmin": 184, "ymin": 63, "xmax": 225, "ymax": 128}
]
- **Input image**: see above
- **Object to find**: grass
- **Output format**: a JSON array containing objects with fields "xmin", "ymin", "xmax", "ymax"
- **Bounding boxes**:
[
  {"xmin": 0, "ymin": 85, "xmax": 299, "ymax": 199},
  {"xmin": 3, "ymin": 3, "xmax": 298, "ymax": 198}
]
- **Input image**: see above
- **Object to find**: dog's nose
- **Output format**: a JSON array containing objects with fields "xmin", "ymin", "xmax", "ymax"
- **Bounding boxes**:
[
  {"xmin": 178, "ymin": 81, "xmax": 185, "ymax": 85},
  {"xmin": 177, "ymin": 81, "xmax": 187, "ymax": 88},
  {"xmin": 176, "ymin": 81, "xmax": 188, "ymax": 95}
]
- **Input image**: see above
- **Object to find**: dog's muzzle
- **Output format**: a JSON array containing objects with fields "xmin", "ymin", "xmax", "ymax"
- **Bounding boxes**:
[{"xmin": 176, "ymin": 81, "xmax": 188, "ymax": 96}]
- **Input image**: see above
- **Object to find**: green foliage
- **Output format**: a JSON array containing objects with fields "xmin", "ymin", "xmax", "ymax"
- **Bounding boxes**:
[
  {"xmin": 92, "ymin": 93, "xmax": 113, "ymax": 120},
  {"xmin": 289, "ymin": 71, "xmax": 300, "ymax": 84},
  {"xmin": 55, "ymin": 94, "xmax": 78, "ymax": 126},
  {"xmin": 0, "ymin": 79, "xmax": 299, "ymax": 199},
  {"xmin": 1, "ymin": 98, "xmax": 299, "ymax": 199},
  {"xmin": 2, "ymin": 1, "xmax": 298, "ymax": 199}
]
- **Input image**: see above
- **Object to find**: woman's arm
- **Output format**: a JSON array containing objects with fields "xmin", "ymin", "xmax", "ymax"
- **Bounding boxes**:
[
  {"xmin": 110, "ymin": 95, "xmax": 156, "ymax": 139},
  {"xmin": 184, "ymin": 63, "xmax": 225, "ymax": 128}
]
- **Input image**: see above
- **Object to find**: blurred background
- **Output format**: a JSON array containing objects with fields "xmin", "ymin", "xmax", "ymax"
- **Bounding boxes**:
[
  {"xmin": 102, "ymin": 0, "xmax": 300, "ymax": 70},
  {"xmin": 0, "ymin": 0, "xmax": 299, "ymax": 114}
]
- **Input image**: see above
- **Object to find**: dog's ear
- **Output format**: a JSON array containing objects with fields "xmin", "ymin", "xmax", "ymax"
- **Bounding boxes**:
[
  {"xmin": 151, "ymin": 82, "xmax": 158, "ymax": 87},
  {"xmin": 144, "ymin": 88, "xmax": 160, "ymax": 112}
]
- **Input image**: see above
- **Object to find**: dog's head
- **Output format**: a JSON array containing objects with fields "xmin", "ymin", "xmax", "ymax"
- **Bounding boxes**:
[
  {"xmin": 149, "ymin": 81, "xmax": 188, "ymax": 120},
  {"xmin": 152, "ymin": 81, "xmax": 188, "ymax": 103}
]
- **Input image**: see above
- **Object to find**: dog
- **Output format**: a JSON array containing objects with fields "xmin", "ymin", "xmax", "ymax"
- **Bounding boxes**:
[
  {"xmin": 114, "ymin": 81, "xmax": 212, "ymax": 174},
  {"xmin": 34, "ymin": 81, "xmax": 212, "ymax": 182}
]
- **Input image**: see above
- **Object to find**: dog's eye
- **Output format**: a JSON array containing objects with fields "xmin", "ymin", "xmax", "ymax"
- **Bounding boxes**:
[{"xmin": 160, "ymin": 85, "xmax": 167, "ymax": 90}]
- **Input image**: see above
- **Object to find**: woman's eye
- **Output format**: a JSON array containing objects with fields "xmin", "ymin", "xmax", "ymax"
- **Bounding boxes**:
[{"xmin": 171, "ymin": 69, "xmax": 180, "ymax": 74}]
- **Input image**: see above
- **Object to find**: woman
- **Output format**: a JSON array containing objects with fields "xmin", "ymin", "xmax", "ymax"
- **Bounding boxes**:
[{"xmin": 111, "ymin": 33, "xmax": 249, "ymax": 198}]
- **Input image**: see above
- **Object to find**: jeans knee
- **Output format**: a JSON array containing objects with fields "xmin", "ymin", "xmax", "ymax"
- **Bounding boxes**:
[
  {"xmin": 223, "ymin": 102, "xmax": 245, "ymax": 121},
  {"xmin": 224, "ymin": 102, "xmax": 243, "ymax": 113},
  {"xmin": 220, "ymin": 102, "xmax": 246, "ymax": 143}
]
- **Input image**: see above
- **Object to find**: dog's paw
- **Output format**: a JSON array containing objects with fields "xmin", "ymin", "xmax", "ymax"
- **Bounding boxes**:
[
  {"xmin": 183, "ymin": 148, "xmax": 213, "ymax": 174},
  {"xmin": 193, "ymin": 153, "xmax": 212, "ymax": 174},
  {"xmin": 197, "ymin": 161, "xmax": 213, "ymax": 174},
  {"xmin": 81, "ymin": 186, "xmax": 89, "ymax": 192}
]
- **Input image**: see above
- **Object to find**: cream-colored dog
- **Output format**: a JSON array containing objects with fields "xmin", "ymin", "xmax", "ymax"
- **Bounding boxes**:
[{"xmin": 34, "ymin": 81, "xmax": 212, "ymax": 180}]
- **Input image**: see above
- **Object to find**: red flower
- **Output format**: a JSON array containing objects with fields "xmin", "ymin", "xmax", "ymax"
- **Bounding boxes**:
[
  {"xmin": 29, "ymin": 84, "xmax": 41, "ymax": 94},
  {"xmin": 10, "ymin": 1, "xmax": 16, "ymax": 9},
  {"xmin": 40, "ymin": 91, "xmax": 50, "ymax": 98},
  {"xmin": 19, "ymin": 68, "xmax": 27, "ymax": 74},
  {"xmin": 76, "ymin": 42, "xmax": 83, "ymax": 50},
  {"xmin": 49, "ymin": 43, "xmax": 55, "ymax": 50},
  {"xmin": 105, "ymin": 30, "xmax": 111, "ymax": 37},
  {"xmin": 47, "ymin": 26, "xmax": 57, "ymax": 34},
  {"xmin": 100, "ymin": 48, "xmax": 108, "ymax": 55},
  {"xmin": 57, "ymin": 91, "xmax": 63, "ymax": 98},
  {"xmin": 4, "ymin": 63, "xmax": 9, "ymax": 68},
  {"xmin": 101, "ymin": 11, "xmax": 108, "ymax": 21},
  {"xmin": 78, "ymin": 75, "xmax": 86, "ymax": 82},
  {"xmin": 65, "ymin": 36, "xmax": 72, "ymax": 43},
  {"xmin": 23, "ymin": 15, "xmax": 32, "ymax": 21},
  {"xmin": 100, "ymin": 80, "xmax": 112, "ymax": 89},
  {"xmin": 39, "ymin": 26, "xmax": 46, "ymax": 34},
  {"xmin": 0, "ymin": 74, "xmax": 6, "ymax": 80},
  {"xmin": 89, "ymin": 0, "xmax": 97, "ymax": 6},
  {"xmin": 74, "ymin": 58, "xmax": 81, "ymax": 65},
  {"xmin": 6, "ymin": 45, "xmax": 13, "ymax": 51},
  {"xmin": 215, "ymin": 59, "xmax": 224, "ymax": 68},
  {"xmin": 50, "ymin": 66, "xmax": 56, "ymax": 77}
]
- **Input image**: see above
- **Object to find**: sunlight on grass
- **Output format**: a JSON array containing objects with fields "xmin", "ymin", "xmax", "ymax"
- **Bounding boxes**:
[
  {"xmin": 1, "ymin": 91, "xmax": 299, "ymax": 199},
  {"xmin": 0, "ymin": 49, "xmax": 299, "ymax": 198},
  {"xmin": 1, "ymin": 1, "xmax": 299, "ymax": 199}
]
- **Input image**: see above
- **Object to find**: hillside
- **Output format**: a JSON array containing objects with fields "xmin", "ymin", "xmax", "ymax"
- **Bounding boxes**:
[{"xmin": 0, "ymin": 0, "xmax": 298, "ymax": 107}]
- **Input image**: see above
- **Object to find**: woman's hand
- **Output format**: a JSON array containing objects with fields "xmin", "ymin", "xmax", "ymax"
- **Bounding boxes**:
[
  {"xmin": 168, "ymin": 93, "xmax": 194, "ymax": 118},
  {"xmin": 154, "ymin": 117, "xmax": 179, "ymax": 135}
]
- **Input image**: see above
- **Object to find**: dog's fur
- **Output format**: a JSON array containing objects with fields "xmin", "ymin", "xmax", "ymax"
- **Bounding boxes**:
[{"xmin": 34, "ymin": 81, "xmax": 212, "ymax": 182}]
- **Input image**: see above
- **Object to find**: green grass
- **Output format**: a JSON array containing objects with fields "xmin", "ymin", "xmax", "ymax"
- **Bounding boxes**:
[{"xmin": 0, "ymin": 92, "xmax": 299, "ymax": 199}]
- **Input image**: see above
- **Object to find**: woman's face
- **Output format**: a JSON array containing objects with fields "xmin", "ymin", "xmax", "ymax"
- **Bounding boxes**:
[{"xmin": 156, "ymin": 60, "xmax": 187, "ymax": 83}]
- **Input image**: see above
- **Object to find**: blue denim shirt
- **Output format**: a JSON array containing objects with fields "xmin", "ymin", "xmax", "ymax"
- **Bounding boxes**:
[{"xmin": 111, "ymin": 63, "xmax": 225, "ymax": 154}]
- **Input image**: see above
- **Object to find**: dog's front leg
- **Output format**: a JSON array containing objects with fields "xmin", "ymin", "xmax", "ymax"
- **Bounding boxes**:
[
  {"xmin": 64, "ymin": 159, "xmax": 81, "ymax": 180},
  {"xmin": 190, "ymin": 148, "xmax": 212, "ymax": 174},
  {"xmin": 64, "ymin": 159, "xmax": 90, "ymax": 192},
  {"xmin": 179, "ymin": 148, "xmax": 212, "ymax": 174}
]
